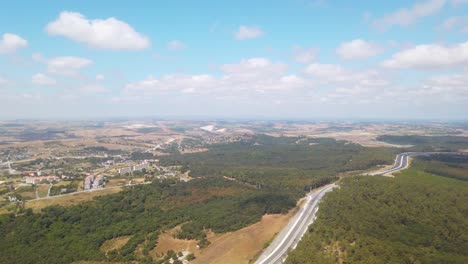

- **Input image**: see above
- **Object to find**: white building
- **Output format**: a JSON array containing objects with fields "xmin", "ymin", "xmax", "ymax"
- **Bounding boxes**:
[{"xmin": 25, "ymin": 175, "xmax": 59, "ymax": 184}]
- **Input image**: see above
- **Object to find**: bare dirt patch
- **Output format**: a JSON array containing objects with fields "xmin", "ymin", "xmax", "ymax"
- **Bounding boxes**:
[
  {"xmin": 151, "ymin": 225, "xmax": 201, "ymax": 259},
  {"xmin": 191, "ymin": 209, "xmax": 296, "ymax": 264}
]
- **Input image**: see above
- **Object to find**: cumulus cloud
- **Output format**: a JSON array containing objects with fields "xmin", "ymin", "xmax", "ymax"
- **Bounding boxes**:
[
  {"xmin": 304, "ymin": 63, "xmax": 347, "ymax": 78},
  {"xmin": 46, "ymin": 11, "xmax": 150, "ymax": 50},
  {"xmin": 372, "ymin": 0, "xmax": 446, "ymax": 30},
  {"xmin": 424, "ymin": 70, "xmax": 468, "ymax": 94},
  {"xmin": 123, "ymin": 74, "xmax": 217, "ymax": 95},
  {"xmin": 235, "ymin": 26, "xmax": 264, "ymax": 40},
  {"xmin": 121, "ymin": 58, "xmax": 307, "ymax": 97},
  {"xmin": 0, "ymin": 33, "xmax": 27, "ymax": 54},
  {"xmin": 292, "ymin": 46, "xmax": 317, "ymax": 63},
  {"xmin": 32, "ymin": 73, "xmax": 56, "ymax": 85},
  {"xmin": 336, "ymin": 39, "xmax": 382, "ymax": 60},
  {"xmin": 407, "ymin": 70, "xmax": 468, "ymax": 101},
  {"xmin": 382, "ymin": 41, "xmax": 468, "ymax": 68},
  {"xmin": 304, "ymin": 63, "xmax": 390, "ymax": 90},
  {"xmin": 47, "ymin": 56, "xmax": 93, "ymax": 75},
  {"xmin": 221, "ymin": 58, "xmax": 286, "ymax": 75},
  {"xmin": 167, "ymin": 40, "xmax": 186, "ymax": 51}
]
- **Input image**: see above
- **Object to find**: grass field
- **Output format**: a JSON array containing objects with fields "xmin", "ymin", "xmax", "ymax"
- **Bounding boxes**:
[
  {"xmin": 190, "ymin": 205, "xmax": 298, "ymax": 264},
  {"xmin": 36, "ymin": 184, "xmax": 50, "ymax": 198},
  {"xmin": 25, "ymin": 187, "xmax": 122, "ymax": 212}
]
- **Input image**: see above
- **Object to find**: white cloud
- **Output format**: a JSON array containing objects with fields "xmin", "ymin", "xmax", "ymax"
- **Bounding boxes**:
[
  {"xmin": 235, "ymin": 26, "xmax": 264, "ymax": 40},
  {"xmin": 407, "ymin": 70, "xmax": 468, "ymax": 100},
  {"xmin": 0, "ymin": 33, "xmax": 27, "ymax": 54},
  {"xmin": 372, "ymin": 0, "xmax": 446, "ymax": 30},
  {"xmin": 32, "ymin": 73, "xmax": 57, "ymax": 85},
  {"xmin": 46, "ymin": 11, "xmax": 150, "ymax": 50},
  {"xmin": 221, "ymin": 58, "xmax": 286, "ymax": 75},
  {"xmin": 304, "ymin": 63, "xmax": 347, "ymax": 78},
  {"xmin": 292, "ymin": 46, "xmax": 317, "ymax": 63},
  {"xmin": 428, "ymin": 71, "xmax": 468, "ymax": 89},
  {"xmin": 167, "ymin": 40, "xmax": 186, "ymax": 51},
  {"xmin": 79, "ymin": 84, "xmax": 108, "ymax": 95},
  {"xmin": 123, "ymin": 74, "xmax": 217, "ymax": 95},
  {"xmin": 32, "ymin": 52, "xmax": 46, "ymax": 63},
  {"xmin": 96, "ymin": 74, "xmax": 105, "ymax": 81},
  {"xmin": 121, "ymin": 58, "xmax": 307, "ymax": 97},
  {"xmin": 304, "ymin": 63, "xmax": 390, "ymax": 90},
  {"xmin": 439, "ymin": 16, "xmax": 468, "ymax": 32},
  {"xmin": 336, "ymin": 39, "xmax": 382, "ymax": 60},
  {"xmin": 47, "ymin": 56, "xmax": 93, "ymax": 75},
  {"xmin": 382, "ymin": 41, "xmax": 468, "ymax": 68}
]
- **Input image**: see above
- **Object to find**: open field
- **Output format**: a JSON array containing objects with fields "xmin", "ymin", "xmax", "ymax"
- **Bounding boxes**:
[
  {"xmin": 151, "ymin": 225, "xmax": 201, "ymax": 259},
  {"xmin": 36, "ymin": 184, "xmax": 50, "ymax": 198},
  {"xmin": 25, "ymin": 187, "xmax": 122, "ymax": 212},
  {"xmin": 191, "ymin": 208, "xmax": 297, "ymax": 264}
]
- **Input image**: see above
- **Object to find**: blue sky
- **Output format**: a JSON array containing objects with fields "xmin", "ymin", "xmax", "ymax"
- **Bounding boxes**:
[{"xmin": 0, "ymin": 0, "xmax": 467, "ymax": 120}]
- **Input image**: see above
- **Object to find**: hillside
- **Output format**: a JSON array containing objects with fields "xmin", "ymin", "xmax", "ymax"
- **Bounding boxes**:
[{"xmin": 286, "ymin": 156, "xmax": 468, "ymax": 264}]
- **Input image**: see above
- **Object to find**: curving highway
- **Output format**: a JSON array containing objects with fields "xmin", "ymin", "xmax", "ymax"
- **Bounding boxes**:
[
  {"xmin": 255, "ymin": 151, "xmax": 460, "ymax": 264},
  {"xmin": 368, "ymin": 151, "xmax": 459, "ymax": 176},
  {"xmin": 255, "ymin": 184, "xmax": 337, "ymax": 264}
]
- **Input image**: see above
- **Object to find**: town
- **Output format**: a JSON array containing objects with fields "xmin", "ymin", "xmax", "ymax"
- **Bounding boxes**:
[{"xmin": 1, "ymin": 150, "xmax": 190, "ymax": 212}]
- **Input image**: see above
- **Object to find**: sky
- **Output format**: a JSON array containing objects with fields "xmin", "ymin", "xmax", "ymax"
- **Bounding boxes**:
[{"xmin": 0, "ymin": 0, "xmax": 467, "ymax": 120}]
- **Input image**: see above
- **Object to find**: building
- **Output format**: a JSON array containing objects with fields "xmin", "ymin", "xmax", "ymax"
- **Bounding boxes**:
[
  {"xmin": 92, "ymin": 175, "xmax": 104, "ymax": 189},
  {"xmin": 83, "ymin": 175, "xmax": 93, "ymax": 190},
  {"xmin": 118, "ymin": 166, "xmax": 132, "ymax": 174},
  {"xmin": 84, "ymin": 174, "xmax": 105, "ymax": 190},
  {"xmin": 133, "ymin": 162, "xmax": 150, "ymax": 171},
  {"xmin": 25, "ymin": 175, "xmax": 60, "ymax": 184}
]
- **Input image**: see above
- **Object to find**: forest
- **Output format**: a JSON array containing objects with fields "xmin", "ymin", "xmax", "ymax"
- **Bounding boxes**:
[
  {"xmin": 0, "ymin": 178, "xmax": 293, "ymax": 263},
  {"xmin": 159, "ymin": 135, "xmax": 397, "ymax": 195},
  {"xmin": 286, "ymin": 155, "xmax": 468, "ymax": 264},
  {"xmin": 377, "ymin": 135, "xmax": 468, "ymax": 151},
  {"xmin": 0, "ymin": 135, "xmax": 398, "ymax": 263}
]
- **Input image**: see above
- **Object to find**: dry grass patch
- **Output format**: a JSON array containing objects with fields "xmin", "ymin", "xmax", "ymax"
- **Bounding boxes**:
[
  {"xmin": 191, "ymin": 209, "xmax": 296, "ymax": 264},
  {"xmin": 100, "ymin": 236, "xmax": 132, "ymax": 253},
  {"xmin": 37, "ymin": 184, "xmax": 50, "ymax": 198},
  {"xmin": 107, "ymin": 178, "xmax": 127, "ymax": 187},
  {"xmin": 25, "ymin": 187, "xmax": 122, "ymax": 212},
  {"xmin": 151, "ymin": 225, "xmax": 201, "ymax": 259}
]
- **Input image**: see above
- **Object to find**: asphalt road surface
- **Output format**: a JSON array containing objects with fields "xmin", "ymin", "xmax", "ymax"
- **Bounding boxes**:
[
  {"xmin": 369, "ymin": 151, "xmax": 459, "ymax": 176},
  {"xmin": 255, "ymin": 184, "xmax": 337, "ymax": 264}
]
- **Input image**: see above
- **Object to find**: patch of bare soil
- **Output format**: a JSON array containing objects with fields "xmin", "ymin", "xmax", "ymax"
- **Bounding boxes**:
[
  {"xmin": 191, "ymin": 209, "xmax": 296, "ymax": 264},
  {"xmin": 151, "ymin": 225, "xmax": 201, "ymax": 259}
]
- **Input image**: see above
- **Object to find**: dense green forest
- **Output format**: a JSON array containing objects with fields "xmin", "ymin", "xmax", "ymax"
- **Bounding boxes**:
[
  {"xmin": 287, "ymin": 155, "xmax": 468, "ymax": 264},
  {"xmin": 159, "ymin": 135, "xmax": 397, "ymax": 194},
  {"xmin": 0, "ymin": 178, "xmax": 293, "ymax": 263},
  {"xmin": 414, "ymin": 154, "xmax": 468, "ymax": 181},
  {"xmin": 0, "ymin": 135, "xmax": 398, "ymax": 263},
  {"xmin": 377, "ymin": 135, "xmax": 468, "ymax": 151}
]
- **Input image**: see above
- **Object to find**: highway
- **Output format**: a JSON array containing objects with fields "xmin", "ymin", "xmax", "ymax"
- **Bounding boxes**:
[
  {"xmin": 255, "ymin": 184, "xmax": 337, "ymax": 264},
  {"xmin": 256, "ymin": 151, "xmax": 460, "ymax": 264},
  {"xmin": 368, "ymin": 151, "xmax": 459, "ymax": 176}
]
